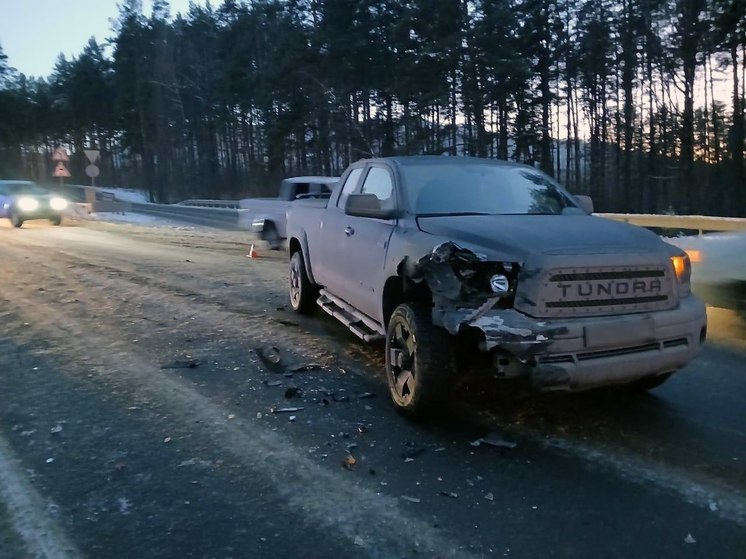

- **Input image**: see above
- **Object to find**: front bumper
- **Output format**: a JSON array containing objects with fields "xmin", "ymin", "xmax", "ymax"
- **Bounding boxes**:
[
  {"xmin": 443, "ymin": 295, "xmax": 707, "ymax": 391},
  {"xmin": 16, "ymin": 209, "xmax": 60, "ymax": 220}
]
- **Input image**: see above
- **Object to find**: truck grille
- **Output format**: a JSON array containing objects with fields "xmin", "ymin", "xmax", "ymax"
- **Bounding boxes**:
[{"xmin": 537, "ymin": 265, "xmax": 675, "ymax": 317}]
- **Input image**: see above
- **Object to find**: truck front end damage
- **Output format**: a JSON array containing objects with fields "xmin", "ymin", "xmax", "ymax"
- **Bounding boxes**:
[{"xmin": 414, "ymin": 242, "xmax": 707, "ymax": 391}]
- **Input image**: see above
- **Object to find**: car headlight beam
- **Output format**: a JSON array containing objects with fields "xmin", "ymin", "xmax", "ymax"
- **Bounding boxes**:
[
  {"xmin": 50, "ymin": 197, "xmax": 68, "ymax": 211},
  {"xmin": 17, "ymin": 197, "xmax": 39, "ymax": 212}
]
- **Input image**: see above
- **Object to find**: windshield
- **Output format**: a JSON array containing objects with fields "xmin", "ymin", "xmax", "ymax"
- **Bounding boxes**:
[
  {"xmin": 6, "ymin": 182, "xmax": 49, "ymax": 196},
  {"xmin": 401, "ymin": 162, "xmax": 579, "ymax": 216}
]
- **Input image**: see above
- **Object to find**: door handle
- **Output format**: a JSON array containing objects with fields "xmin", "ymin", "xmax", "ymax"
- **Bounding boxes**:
[{"xmin": 344, "ymin": 226, "xmax": 354, "ymax": 236}]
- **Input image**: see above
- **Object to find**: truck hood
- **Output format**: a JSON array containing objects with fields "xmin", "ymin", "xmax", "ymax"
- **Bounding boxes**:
[{"xmin": 416, "ymin": 214, "xmax": 672, "ymax": 260}]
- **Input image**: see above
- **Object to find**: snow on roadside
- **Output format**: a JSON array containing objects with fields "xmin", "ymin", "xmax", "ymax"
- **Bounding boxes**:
[{"xmin": 86, "ymin": 211, "xmax": 188, "ymax": 227}]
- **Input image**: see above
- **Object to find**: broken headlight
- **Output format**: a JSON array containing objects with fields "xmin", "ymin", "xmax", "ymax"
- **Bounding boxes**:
[
  {"xmin": 489, "ymin": 274, "xmax": 510, "ymax": 294},
  {"xmin": 454, "ymin": 260, "xmax": 520, "ymax": 301}
]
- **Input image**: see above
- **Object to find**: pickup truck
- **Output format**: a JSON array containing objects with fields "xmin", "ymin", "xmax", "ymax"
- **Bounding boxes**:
[
  {"xmin": 286, "ymin": 156, "xmax": 707, "ymax": 418},
  {"xmin": 238, "ymin": 176, "xmax": 338, "ymax": 249}
]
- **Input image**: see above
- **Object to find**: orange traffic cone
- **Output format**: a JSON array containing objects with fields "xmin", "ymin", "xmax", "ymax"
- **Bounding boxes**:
[{"xmin": 247, "ymin": 243, "xmax": 259, "ymax": 259}]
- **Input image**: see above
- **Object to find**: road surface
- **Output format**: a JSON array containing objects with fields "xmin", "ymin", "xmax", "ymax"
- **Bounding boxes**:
[{"xmin": 0, "ymin": 219, "xmax": 744, "ymax": 558}]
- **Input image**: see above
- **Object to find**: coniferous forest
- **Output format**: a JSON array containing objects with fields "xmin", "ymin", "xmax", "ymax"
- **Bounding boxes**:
[{"xmin": 0, "ymin": 0, "xmax": 743, "ymax": 214}]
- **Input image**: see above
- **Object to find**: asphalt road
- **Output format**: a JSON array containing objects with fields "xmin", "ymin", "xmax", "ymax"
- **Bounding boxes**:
[{"xmin": 0, "ymin": 219, "xmax": 744, "ymax": 559}]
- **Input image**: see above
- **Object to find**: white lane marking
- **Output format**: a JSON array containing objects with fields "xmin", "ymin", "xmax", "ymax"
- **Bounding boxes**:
[
  {"xmin": 542, "ymin": 435, "xmax": 746, "ymax": 527},
  {"xmin": 0, "ymin": 434, "xmax": 81, "ymax": 559}
]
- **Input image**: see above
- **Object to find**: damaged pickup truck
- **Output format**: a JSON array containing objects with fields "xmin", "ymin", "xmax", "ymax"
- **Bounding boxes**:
[{"xmin": 286, "ymin": 156, "xmax": 707, "ymax": 417}]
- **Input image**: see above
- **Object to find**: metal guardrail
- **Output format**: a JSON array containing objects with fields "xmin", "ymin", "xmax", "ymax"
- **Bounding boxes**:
[
  {"xmin": 599, "ymin": 213, "xmax": 746, "ymax": 234},
  {"xmin": 178, "ymin": 199, "xmax": 240, "ymax": 209},
  {"xmin": 131, "ymin": 202, "xmax": 241, "ymax": 230}
]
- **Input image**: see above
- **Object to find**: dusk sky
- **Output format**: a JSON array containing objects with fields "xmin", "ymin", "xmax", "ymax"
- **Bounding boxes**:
[{"xmin": 0, "ymin": 0, "xmax": 205, "ymax": 79}]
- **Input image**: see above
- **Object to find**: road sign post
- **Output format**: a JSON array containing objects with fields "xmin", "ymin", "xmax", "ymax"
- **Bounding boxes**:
[{"xmin": 84, "ymin": 150, "xmax": 100, "ymax": 187}]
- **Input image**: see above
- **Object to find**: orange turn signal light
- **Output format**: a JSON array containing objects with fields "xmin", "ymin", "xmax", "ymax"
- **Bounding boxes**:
[{"xmin": 671, "ymin": 255, "xmax": 690, "ymax": 280}]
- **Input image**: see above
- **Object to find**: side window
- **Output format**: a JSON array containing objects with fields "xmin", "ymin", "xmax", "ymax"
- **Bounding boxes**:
[
  {"xmin": 337, "ymin": 168, "xmax": 364, "ymax": 209},
  {"xmin": 293, "ymin": 183, "xmax": 310, "ymax": 199},
  {"xmin": 360, "ymin": 167, "xmax": 394, "ymax": 210}
]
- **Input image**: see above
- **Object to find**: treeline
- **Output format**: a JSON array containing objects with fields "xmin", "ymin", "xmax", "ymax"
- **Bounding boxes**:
[{"xmin": 0, "ymin": 0, "xmax": 743, "ymax": 213}]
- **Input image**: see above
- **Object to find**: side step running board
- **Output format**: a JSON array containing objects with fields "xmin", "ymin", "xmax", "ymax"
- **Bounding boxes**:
[{"xmin": 317, "ymin": 290, "xmax": 385, "ymax": 342}]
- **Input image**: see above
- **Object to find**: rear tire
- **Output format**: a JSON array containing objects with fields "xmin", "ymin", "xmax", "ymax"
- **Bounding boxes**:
[
  {"xmin": 289, "ymin": 249, "xmax": 318, "ymax": 314},
  {"xmin": 385, "ymin": 303, "xmax": 455, "ymax": 419},
  {"xmin": 9, "ymin": 211, "xmax": 23, "ymax": 228},
  {"xmin": 263, "ymin": 223, "xmax": 282, "ymax": 250}
]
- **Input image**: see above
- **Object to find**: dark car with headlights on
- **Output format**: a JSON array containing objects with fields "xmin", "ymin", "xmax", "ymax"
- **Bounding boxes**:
[
  {"xmin": 286, "ymin": 156, "xmax": 707, "ymax": 418},
  {"xmin": 0, "ymin": 180, "xmax": 69, "ymax": 227}
]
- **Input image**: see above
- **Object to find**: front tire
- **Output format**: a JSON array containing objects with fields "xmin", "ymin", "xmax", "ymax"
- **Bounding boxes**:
[
  {"xmin": 289, "ymin": 249, "xmax": 318, "ymax": 314},
  {"xmin": 50, "ymin": 215, "xmax": 62, "ymax": 226},
  {"xmin": 9, "ymin": 211, "xmax": 23, "ymax": 228},
  {"xmin": 385, "ymin": 303, "xmax": 455, "ymax": 419}
]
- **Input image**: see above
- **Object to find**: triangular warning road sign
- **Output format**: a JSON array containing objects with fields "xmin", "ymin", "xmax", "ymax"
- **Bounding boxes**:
[
  {"xmin": 52, "ymin": 148, "xmax": 69, "ymax": 162},
  {"xmin": 53, "ymin": 161, "xmax": 71, "ymax": 177}
]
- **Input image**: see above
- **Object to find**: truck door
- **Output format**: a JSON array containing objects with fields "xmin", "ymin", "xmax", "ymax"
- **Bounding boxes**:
[
  {"xmin": 313, "ymin": 167, "xmax": 364, "ymax": 291},
  {"xmin": 322, "ymin": 165, "xmax": 396, "ymax": 322}
]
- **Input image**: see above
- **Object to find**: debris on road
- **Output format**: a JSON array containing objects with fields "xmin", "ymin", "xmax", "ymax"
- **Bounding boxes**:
[
  {"xmin": 357, "ymin": 392, "xmax": 376, "ymax": 399},
  {"xmin": 50, "ymin": 425, "xmax": 63, "ymax": 434},
  {"xmin": 275, "ymin": 319, "xmax": 300, "ymax": 327},
  {"xmin": 270, "ymin": 407, "xmax": 304, "ymax": 414},
  {"xmin": 284, "ymin": 387, "xmax": 303, "ymax": 399},
  {"xmin": 342, "ymin": 454, "xmax": 357, "ymax": 470},
  {"xmin": 163, "ymin": 437, "xmax": 172, "ymax": 443},
  {"xmin": 484, "ymin": 492, "xmax": 494, "ymax": 501},
  {"xmin": 160, "ymin": 358, "xmax": 200, "ymax": 369},
  {"xmin": 255, "ymin": 346, "xmax": 283, "ymax": 371},
  {"xmin": 290, "ymin": 364, "xmax": 325, "ymax": 373},
  {"xmin": 470, "ymin": 433, "xmax": 517, "ymax": 449},
  {"xmin": 401, "ymin": 496, "xmax": 421, "ymax": 503},
  {"xmin": 402, "ymin": 447, "xmax": 426, "ymax": 459},
  {"xmin": 264, "ymin": 380, "xmax": 283, "ymax": 387},
  {"xmin": 685, "ymin": 534, "xmax": 697, "ymax": 544},
  {"xmin": 354, "ymin": 535, "xmax": 364, "ymax": 546},
  {"xmin": 439, "ymin": 491, "xmax": 458, "ymax": 499}
]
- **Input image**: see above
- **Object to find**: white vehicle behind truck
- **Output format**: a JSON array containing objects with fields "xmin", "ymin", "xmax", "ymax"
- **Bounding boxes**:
[{"xmin": 238, "ymin": 176, "xmax": 338, "ymax": 249}]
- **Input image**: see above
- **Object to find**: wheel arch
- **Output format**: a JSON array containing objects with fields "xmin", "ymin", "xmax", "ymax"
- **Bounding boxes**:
[
  {"xmin": 381, "ymin": 274, "xmax": 432, "ymax": 329},
  {"xmin": 288, "ymin": 235, "xmax": 317, "ymax": 285}
]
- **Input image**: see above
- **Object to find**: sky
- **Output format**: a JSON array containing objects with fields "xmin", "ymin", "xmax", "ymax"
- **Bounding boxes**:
[{"xmin": 0, "ymin": 0, "xmax": 205, "ymax": 79}]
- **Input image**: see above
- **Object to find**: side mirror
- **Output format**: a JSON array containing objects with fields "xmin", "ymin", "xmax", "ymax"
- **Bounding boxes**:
[
  {"xmin": 345, "ymin": 193, "xmax": 396, "ymax": 220},
  {"xmin": 574, "ymin": 195, "xmax": 594, "ymax": 214}
]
